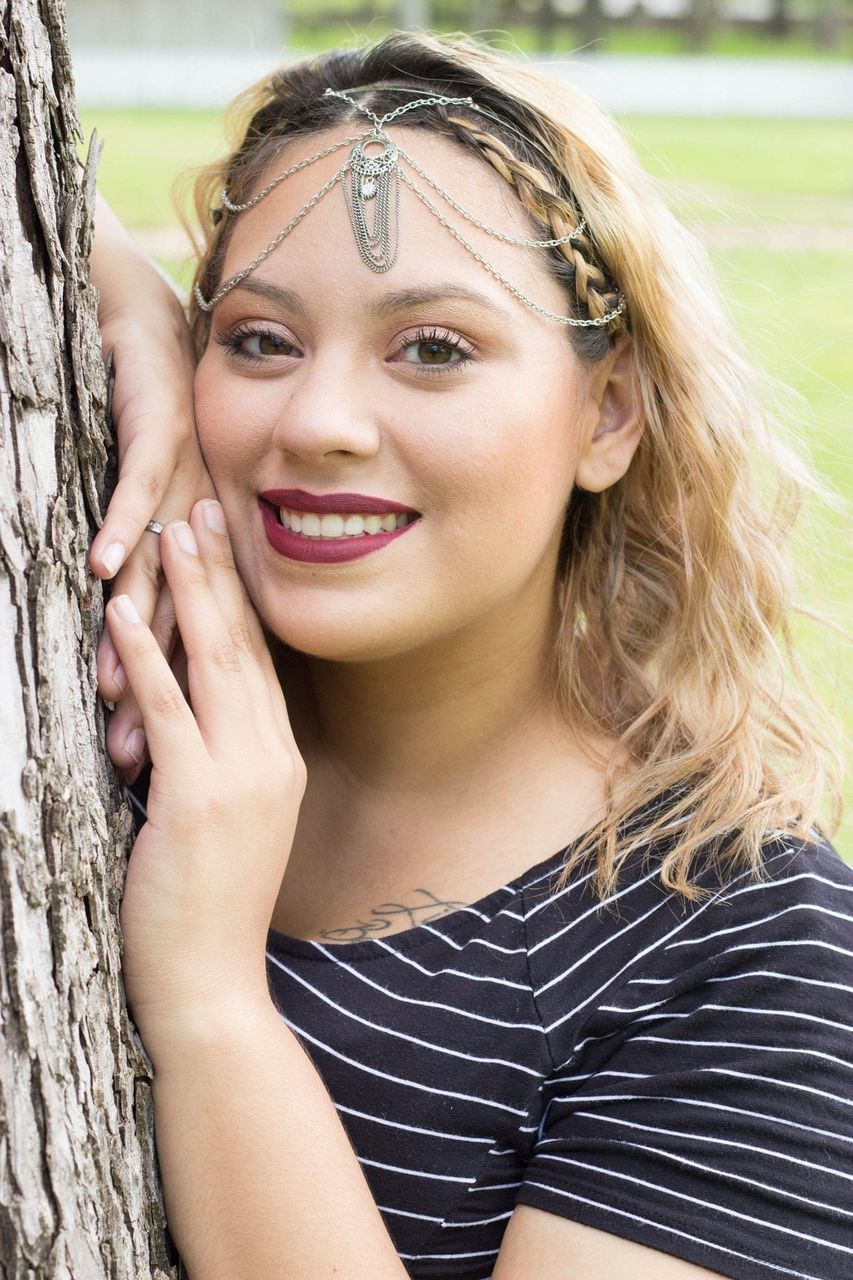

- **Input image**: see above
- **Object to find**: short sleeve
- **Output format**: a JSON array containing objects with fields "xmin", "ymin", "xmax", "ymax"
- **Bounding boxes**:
[{"xmin": 518, "ymin": 833, "xmax": 853, "ymax": 1280}]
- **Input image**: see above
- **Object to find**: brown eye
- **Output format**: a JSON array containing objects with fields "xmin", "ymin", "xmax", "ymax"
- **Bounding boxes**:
[
  {"xmin": 252, "ymin": 332, "xmax": 294, "ymax": 357},
  {"xmin": 215, "ymin": 326, "xmax": 299, "ymax": 364},
  {"xmin": 417, "ymin": 340, "xmax": 455, "ymax": 365},
  {"xmin": 394, "ymin": 327, "xmax": 473, "ymax": 375}
]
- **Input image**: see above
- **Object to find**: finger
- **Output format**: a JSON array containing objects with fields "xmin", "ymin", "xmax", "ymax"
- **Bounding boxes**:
[
  {"xmin": 113, "ymin": 636, "xmax": 191, "ymax": 788},
  {"xmin": 191, "ymin": 499, "xmax": 294, "ymax": 748},
  {"xmin": 96, "ymin": 534, "xmax": 165, "ymax": 702},
  {"xmin": 105, "ymin": 593, "xmax": 203, "ymax": 770},
  {"xmin": 96, "ymin": 625, "xmax": 124, "ymax": 701},
  {"xmin": 107, "ymin": 682, "xmax": 146, "ymax": 775},
  {"xmin": 159, "ymin": 518, "xmax": 256, "ymax": 752},
  {"xmin": 89, "ymin": 429, "xmax": 180, "ymax": 579},
  {"xmin": 105, "ymin": 582, "xmax": 179, "ymax": 771}
]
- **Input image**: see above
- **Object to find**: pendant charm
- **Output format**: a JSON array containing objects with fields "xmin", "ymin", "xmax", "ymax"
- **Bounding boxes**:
[{"xmin": 344, "ymin": 136, "xmax": 400, "ymax": 272}]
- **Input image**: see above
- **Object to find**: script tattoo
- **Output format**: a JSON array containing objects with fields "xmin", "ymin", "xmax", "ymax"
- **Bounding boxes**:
[{"xmin": 317, "ymin": 888, "xmax": 470, "ymax": 942}]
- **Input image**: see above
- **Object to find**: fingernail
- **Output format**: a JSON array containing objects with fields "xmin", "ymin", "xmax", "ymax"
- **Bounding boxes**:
[
  {"xmin": 124, "ymin": 728, "xmax": 146, "ymax": 763},
  {"xmin": 174, "ymin": 522, "xmax": 198, "ymax": 555},
  {"xmin": 113, "ymin": 662, "xmax": 128, "ymax": 693},
  {"xmin": 203, "ymin": 501, "xmax": 227, "ymax": 533},
  {"xmin": 101, "ymin": 542, "xmax": 126, "ymax": 576},
  {"xmin": 113, "ymin": 594, "xmax": 141, "ymax": 623}
]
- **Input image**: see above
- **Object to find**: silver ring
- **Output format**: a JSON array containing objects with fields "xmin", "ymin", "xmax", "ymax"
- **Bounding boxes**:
[{"xmin": 145, "ymin": 520, "xmax": 165, "ymax": 536}]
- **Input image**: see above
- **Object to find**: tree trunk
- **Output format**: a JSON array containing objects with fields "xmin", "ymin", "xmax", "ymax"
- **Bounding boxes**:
[
  {"xmin": 767, "ymin": 0, "xmax": 791, "ymax": 39},
  {"xmin": 535, "ymin": 0, "xmax": 559, "ymax": 52},
  {"xmin": 0, "ymin": 2, "xmax": 176, "ymax": 1276},
  {"xmin": 815, "ymin": 0, "xmax": 844, "ymax": 50},
  {"xmin": 578, "ymin": 0, "xmax": 607, "ymax": 50},
  {"xmin": 685, "ymin": 0, "xmax": 716, "ymax": 52}
]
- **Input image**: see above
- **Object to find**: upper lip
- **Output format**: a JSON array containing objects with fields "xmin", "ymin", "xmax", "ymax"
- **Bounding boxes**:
[{"xmin": 259, "ymin": 488, "xmax": 419, "ymax": 515}]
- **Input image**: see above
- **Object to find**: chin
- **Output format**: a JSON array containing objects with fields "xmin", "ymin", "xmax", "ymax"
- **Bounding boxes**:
[{"xmin": 263, "ymin": 612, "xmax": 426, "ymax": 665}]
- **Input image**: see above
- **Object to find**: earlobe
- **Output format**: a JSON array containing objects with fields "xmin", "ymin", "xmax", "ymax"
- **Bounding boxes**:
[{"xmin": 574, "ymin": 337, "xmax": 642, "ymax": 492}]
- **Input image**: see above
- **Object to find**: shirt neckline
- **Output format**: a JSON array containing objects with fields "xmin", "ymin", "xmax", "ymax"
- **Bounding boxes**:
[{"xmin": 265, "ymin": 837, "xmax": 581, "ymax": 962}]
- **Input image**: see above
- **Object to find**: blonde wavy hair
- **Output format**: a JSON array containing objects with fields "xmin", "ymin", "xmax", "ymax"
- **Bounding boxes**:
[{"xmin": 177, "ymin": 30, "xmax": 846, "ymax": 901}]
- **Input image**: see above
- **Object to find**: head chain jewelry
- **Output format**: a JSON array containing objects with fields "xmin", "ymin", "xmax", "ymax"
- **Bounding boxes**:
[{"xmin": 195, "ymin": 86, "xmax": 626, "ymax": 329}]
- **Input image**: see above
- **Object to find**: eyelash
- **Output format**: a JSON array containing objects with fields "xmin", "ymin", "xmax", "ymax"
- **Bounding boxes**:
[{"xmin": 214, "ymin": 323, "xmax": 476, "ymax": 378}]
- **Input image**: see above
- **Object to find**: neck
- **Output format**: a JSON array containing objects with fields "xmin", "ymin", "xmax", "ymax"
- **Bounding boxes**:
[{"xmin": 271, "ymin": 575, "xmax": 589, "ymax": 804}]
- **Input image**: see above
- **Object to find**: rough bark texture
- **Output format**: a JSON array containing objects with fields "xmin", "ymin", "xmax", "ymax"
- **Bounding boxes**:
[{"xmin": 0, "ymin": 2, "xmax": 175, "ymax": 1276}]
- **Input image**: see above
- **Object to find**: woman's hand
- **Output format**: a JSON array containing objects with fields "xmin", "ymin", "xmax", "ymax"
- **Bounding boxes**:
[
  {"xmin": 105, "ymin": 499, "xmax": 306, "ymax": 1070},
  {"xmin": 88, "ymin": 192, "xmax": 218, "ymax": 783}
]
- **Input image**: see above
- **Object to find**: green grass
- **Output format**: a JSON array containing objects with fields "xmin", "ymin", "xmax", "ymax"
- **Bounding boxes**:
[
  {"xmin": 82, "ymin": 106, "xmax": 851, "ymax": 851},
  {"xmin": 81, "ymin": 110, "xmax": 225, "ymax": 229}
]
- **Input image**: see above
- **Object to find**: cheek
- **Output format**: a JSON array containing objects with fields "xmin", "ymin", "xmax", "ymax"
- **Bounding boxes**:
[
  {"xmin": 419, "ymin": 381, "xmax": 577, "ymax": 530},
  {"xmin": 193, "ymin": 359, "xmax": 270, "ymax": 476}
]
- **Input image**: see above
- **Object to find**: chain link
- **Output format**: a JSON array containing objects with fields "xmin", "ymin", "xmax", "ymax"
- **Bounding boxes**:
[
  {"xmin": 395, "ymin": 144, "xmax": 586, "ymax": 248},
  {"xmin": 324, "ymin": 87, "xmax": 478, "ymax": 133},
  {"xmin": 196, "ymin": 165, "xmax": 347, "ymax": 311},
  {"xmin": 397, "ymin": 168, "xmax": 625, "ymax": 328},
  {"xmin": 220, "ymin": 133, "xmax": 369, "ymax": 214},
  {"xmin": 198, "ymin": 88, "xmax": 627, "ymax": 328}
]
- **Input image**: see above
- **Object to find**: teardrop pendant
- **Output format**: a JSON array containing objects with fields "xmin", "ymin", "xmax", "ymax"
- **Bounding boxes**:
[{"xmin": 344, "ymin": 137, "xmax": 400, "ymax": 272}]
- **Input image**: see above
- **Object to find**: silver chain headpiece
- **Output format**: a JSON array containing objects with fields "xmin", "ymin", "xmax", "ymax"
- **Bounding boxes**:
[{"xmin": 194, "ymin": 86, "xmax": 626, "ymax": 329}]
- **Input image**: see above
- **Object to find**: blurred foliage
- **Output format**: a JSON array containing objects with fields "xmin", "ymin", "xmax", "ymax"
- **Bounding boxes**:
[{"xmin": 278, "ymin": 0, "xmax": 853, "ymax": 57}]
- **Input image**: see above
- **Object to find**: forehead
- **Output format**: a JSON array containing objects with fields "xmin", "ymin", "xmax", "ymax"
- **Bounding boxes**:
[{"xmin": 217, "ymin": 124, "xmax": 569, "ymax": 323}]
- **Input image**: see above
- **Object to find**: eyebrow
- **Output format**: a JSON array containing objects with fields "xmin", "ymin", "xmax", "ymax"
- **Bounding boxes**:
[{"xmin": 226, "ymin": 277, "xmax": 512, "ymax": 321}]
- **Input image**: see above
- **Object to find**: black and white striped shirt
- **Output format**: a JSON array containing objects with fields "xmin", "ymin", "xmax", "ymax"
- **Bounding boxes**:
[{"xmin": 128, "ymin": 773, "xmax": 853, "ymax": 1279}]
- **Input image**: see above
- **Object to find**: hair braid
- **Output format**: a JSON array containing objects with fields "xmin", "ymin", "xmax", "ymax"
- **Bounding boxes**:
[{"xmin": 443, "ymin": 113, "xmax": 626, "ymax": 334}]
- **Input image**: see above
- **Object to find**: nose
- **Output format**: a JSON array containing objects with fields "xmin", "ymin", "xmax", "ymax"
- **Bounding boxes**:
[{"xmin": 270, "ymin": 347, "xmax": 381, "ymax": 466}]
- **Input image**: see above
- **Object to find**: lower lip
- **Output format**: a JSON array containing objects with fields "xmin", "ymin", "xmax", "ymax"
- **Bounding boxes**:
[{"xmin": 259, "ymin": 500, "xmax": 419, "ymax": 564}]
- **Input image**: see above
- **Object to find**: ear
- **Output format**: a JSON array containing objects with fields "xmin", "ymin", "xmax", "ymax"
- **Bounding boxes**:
[{"xmin": 573, "ymin": 335, "xmax": 643, "ymax": 494}]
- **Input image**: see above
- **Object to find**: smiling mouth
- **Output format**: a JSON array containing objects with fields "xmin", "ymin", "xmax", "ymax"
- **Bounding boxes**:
[{"xmin": 264, "ymin": 500, "xmax": 419, "ymax": 539}]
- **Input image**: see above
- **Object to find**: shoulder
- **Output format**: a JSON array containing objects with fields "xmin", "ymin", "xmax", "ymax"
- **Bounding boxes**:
[
  {"xmin": 522, "ymin": 817, "xmax": 851, "ymax": 1071},
  {"xmin": 514, "ymin": 828, "xmax": 853, "ymax": 1279}
]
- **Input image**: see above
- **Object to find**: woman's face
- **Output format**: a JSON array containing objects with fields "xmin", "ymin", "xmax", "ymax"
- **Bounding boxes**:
[{"xmin": 194, "ymin": 125, "xmax": 604, "ymax": 664}]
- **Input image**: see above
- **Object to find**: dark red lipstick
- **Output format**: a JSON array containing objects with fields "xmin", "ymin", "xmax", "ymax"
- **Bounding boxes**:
[
  {"xmin": 259, "ymin": 488, "xmax": 418, "ymax": 515},
  {"xmin": 258, "ymin": 492, "xmax": 421, "ymax": 565}
]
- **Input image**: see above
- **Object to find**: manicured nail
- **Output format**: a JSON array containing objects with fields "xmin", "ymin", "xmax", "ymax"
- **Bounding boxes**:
[
  {"xmin": 174, "ymin": 522, "xmax": 198, "ymax": 555},
  {"xmin": 203, "ymin": 501, "xmax": 227, "ymax": 533},
  {"xmin": 101, "ymin": 542, "xmax": 126, "ymax": 576},
  {"xmin": 124, "ymin": 728, "xmax": 146, "ymax": 763},
  {"xmin": 113, "ymin": 594, "xmax": 141, "ymax": 623},
  {"xmin": 113, "ymin": 662, "xmax": 128, "ymax": 693}
]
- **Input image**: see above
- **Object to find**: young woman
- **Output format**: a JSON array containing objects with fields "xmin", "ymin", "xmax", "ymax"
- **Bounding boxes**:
[{"xmin": 88, "ymin": 30, "xmax": 850, "ymax": 1280}]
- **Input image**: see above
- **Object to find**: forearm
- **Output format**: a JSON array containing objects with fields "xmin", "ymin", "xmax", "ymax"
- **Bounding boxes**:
[
  {"xmin": 92, "ymin": 190, "xmax": 187, "ymax": 326},
  {"xmin": 150, "ymin": 997, "xmax": 407, "ymax": 1280}
]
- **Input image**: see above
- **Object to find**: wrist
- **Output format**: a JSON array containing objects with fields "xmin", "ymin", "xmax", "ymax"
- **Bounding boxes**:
[
  {"xmin": 98, "ymin": 271, "xmax": 189, "ymax": 336},
  {"xmin": 99, "ymin": 296, "xmax": 196, "ymax": 377}
]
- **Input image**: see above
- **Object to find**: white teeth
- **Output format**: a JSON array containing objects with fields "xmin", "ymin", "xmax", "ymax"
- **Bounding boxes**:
[
  {"xmin": 320, "ymin": 514, "xmax": 344, "ymax": 538},
  {"xmin": 277, "ymin": 506, "xmax": 415, "ymax": 539}
]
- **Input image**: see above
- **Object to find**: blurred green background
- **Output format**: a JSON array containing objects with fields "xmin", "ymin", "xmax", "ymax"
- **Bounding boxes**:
[{"xmin": 77, "ymin": 4, "xmax": 851, "ymax": 850}]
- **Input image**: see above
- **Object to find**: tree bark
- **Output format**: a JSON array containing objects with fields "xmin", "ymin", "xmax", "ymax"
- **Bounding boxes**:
[{"xmin": 0, "ymin": 2, "xmax": 175, "ymax": 1276}]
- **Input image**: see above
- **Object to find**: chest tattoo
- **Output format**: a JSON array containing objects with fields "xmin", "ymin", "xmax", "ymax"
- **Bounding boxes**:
[{"xmin": 316, "ymin": 888, "xmax": 470, "ymax": 942}]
